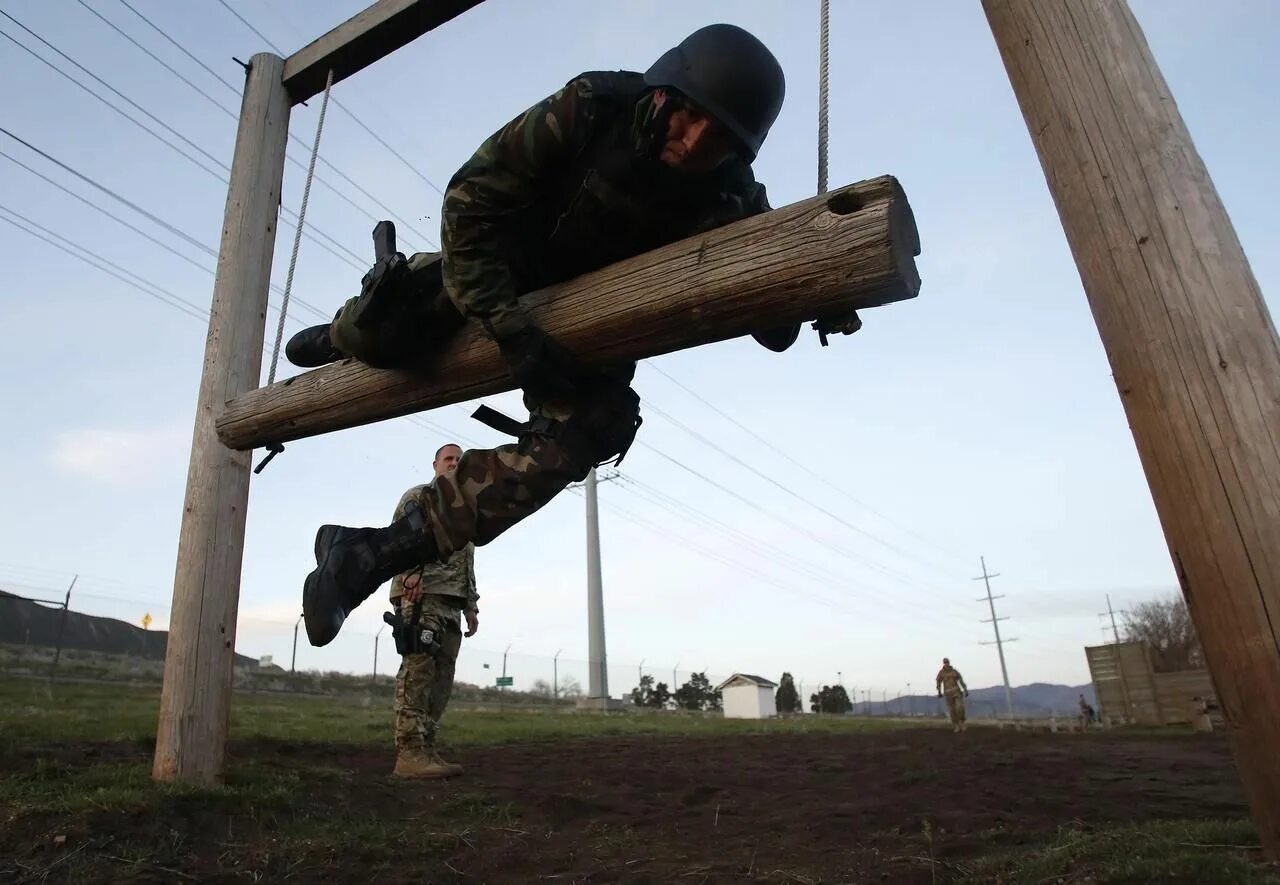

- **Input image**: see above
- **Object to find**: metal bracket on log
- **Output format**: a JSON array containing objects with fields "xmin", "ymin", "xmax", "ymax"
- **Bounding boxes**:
[{"xmin": 215, "ymin": 174, "xmax": 921, "ymax": 451}]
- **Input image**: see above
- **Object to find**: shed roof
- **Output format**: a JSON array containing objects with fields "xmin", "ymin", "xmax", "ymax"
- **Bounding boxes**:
[{"xmin": 716, "ymin": 673, "xmax": 778, "ymax": 691}]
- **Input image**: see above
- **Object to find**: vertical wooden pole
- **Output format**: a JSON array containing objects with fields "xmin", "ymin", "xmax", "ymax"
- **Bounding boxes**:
[
  {"xmin": 984, "ymin": 0, "xmax": 1280, "ymax": 857},
  {"xmin": 153, "ymin": 53, "xmax": 290, "ymax": 785}
]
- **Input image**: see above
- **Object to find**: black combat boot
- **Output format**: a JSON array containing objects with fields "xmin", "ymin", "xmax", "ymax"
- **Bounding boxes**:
[
  {"xmin": 303, "ymin": 505, "xmax": 439, "ymax": 646},
  {"xmin": 285, "ymin": 323, "xmax": 344, "ymax": 368}
]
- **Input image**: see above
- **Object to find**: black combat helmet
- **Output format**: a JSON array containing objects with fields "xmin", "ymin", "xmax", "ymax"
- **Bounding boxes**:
[{"xmin": 644, "ymin": 23, "xmax": 785, "ymax": 159}]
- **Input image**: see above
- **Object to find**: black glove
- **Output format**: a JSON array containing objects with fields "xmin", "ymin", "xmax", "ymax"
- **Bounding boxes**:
[
  {"xmin": 496, "ymin": 325, "xmax": 583, "ymax": 404},
  {"xmin": 964, "ymin": 690, "xmax": 970, "ymax": 697},
  {"xmin": 812, "ymin": 310, "xmax": 863, "ymax": 346}
]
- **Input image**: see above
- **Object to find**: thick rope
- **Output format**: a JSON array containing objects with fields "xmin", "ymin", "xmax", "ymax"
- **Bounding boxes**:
[
  {"xmin": 266, "ymin": 68, "xmax": 333, "ymax": 385},
  {"xmin": 817, "ymin": 0, "xmax": 830, "ymax": 195}
]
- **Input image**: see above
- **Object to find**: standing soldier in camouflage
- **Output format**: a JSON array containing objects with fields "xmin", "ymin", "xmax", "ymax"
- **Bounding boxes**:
[
  {"xmin": 936, "ymin": 657, "xmax": 970, "ymax": 733},
  {"xmin": 388, "ymin": 442, "xmax": 479, "ymax": 779},
  {"xmin": 293, "ymin": 25, "xmax": 847, "ymax": 648}
]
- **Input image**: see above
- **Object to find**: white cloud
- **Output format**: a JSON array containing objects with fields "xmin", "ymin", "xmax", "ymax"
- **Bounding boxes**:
[{"xmin": 50, "ymin": 422, "xmax": 189, "ymax": 485}]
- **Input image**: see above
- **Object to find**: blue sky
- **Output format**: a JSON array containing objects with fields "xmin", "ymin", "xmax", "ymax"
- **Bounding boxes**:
[{"xmin": 0, "ymin": 0, "xmax": 1276, "ymax": 703}]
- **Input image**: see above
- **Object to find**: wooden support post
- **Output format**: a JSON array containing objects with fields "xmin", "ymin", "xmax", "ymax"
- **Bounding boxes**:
[
  {"xmin": 153, "ymin": 53, "xmax": 290, "ymax": 785},
  {"xmin": 215, "ymin": 175, "xmax": 920, "ymax": 449},
  {"xmin": 984, "ymin": 0, "xmax": 1280, "ymax": 858},
  {"xmin": 283, "ymin": 0, "xmax": 486, "ymax": 104}
]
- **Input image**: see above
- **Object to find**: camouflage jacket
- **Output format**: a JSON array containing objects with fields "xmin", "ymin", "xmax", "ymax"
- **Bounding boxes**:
[
  {"xmin": 388, "ymin": 484, "xmax": 478, "ymax": 610},
  {"xmin": 936, "ymin": 666, "xmax": 967, "ymax": 695},
  {"xmin": 440, "ymin": 70, "xmax": 770, "ymax": 338}
]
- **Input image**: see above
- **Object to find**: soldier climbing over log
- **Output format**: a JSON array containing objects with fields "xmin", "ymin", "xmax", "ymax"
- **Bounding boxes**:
[{"xmin": 291, "ymin": 24, "xmax": 862, "ymax": 647}]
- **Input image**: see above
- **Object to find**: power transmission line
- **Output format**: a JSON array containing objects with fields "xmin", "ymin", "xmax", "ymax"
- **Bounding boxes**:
[
  {"xmin": 0, "ymin": 20, "xmax": 369, "ymax": 276},
  {"xmin": 0, "ymin": 209, "xmax": 208, "ymax": 323},
  {"xmin": 643, "ymin": 397, "xmax": 969, "ymax": 586},
  {"xmin": 213, "ymin": 0, "xmax": 447, "ymax": 197},
  {"xmin": 632, "ymin": 439, "xmax": 976, "ymax": 620},
  {"xmin": 77, "ymin": 0, "xmax": 437, "ymax": 248},
  {"xmin": 0, "ymin": 130, "xmax": 331, "ymax": 323},
  {"xmin": 607, "ymin": 473, "xmax": 968, "ymax": 638},
  {"xmin": 0, "ymin": 205, "xmax": 482, "ymax": 461},
  {"xmin": 642, "ymin": 360, "xmax": 975, "ymax": 570}
]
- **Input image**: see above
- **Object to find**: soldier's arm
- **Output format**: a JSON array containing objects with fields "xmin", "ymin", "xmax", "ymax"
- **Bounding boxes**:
[
  {"xmin": 957, "ymin": 671, "xmax": 968, "ymax": 692},
  {"xmin": 440, "ymin": 81, "xmax": 587, "ymax": 339},
  {"xmin": 734, "ymin": 183, "xmax": 804, "ymax": 352},
  {"xmin": 465, "ymin": 544, "xmax": 479, "ymax": 612}
]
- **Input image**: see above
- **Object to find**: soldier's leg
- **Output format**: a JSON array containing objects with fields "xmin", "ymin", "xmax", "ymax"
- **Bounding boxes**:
[
  {"xmin": 288, "ymin": 252, "xmax": 464, "ymax": 369},
  {"xmin": 424, "ymin": 616, "xmax": 463, "ymax": 749},
  {"xmin": 955, "ymin": 694, "xmax": 967, "ymax": 731},
  {"xmin": 303, "ymin": 378, "xmax": 641, "ymax": 646},
  {"xmin": 393, "ymin": 600, "xmax": 437, "ymax": 753}
]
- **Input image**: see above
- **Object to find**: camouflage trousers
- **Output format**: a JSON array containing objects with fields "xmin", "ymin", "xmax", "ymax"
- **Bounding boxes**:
[
  {"xmin": 330, "ymin": 251, "xmax": 641, "ymax": 555},
  {"xmin": 330, "ymin": 251, "xmax": 463, "ymax": 370},
  {"xmin": 944, "ymin": 691, "xmax": 966, "ymax": 725},
  {"xmin": 400, "ymin": 383, "xmax": 638, "ymax": 559},
  {"xmin": 394, "ymin": 595, "xmax": 463, "ymax": 751}
]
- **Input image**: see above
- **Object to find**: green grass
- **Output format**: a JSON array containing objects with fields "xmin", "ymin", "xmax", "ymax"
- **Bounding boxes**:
[
  {"xmin": 0, "ymin": 678, "xmax": 925, "ymax": 747},
  {"xmin": 956, "ymin": 819, "xmax": 1276, "ymax": 884},
  {"xmin": 3, "ymin": 678, "xmax": 1277, "ymax": 884}
]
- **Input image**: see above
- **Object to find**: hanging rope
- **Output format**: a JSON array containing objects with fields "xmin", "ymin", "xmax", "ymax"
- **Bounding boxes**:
[
  {"xmin": 817, "ymin": 0, "xmax": 830, "ymax": 195},
  {"xmin": 256, "ymin": 68, "xmax": 333, "ymax": 474},
  {"xmin": 266, "ymin": 67, "xmax": 333, "ymax": 386}
]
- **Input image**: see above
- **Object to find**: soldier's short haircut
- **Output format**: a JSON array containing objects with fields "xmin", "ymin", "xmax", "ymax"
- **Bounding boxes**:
[{"xmin": 434, "ymin": 443, "xmax": 462, "ymax": 461}]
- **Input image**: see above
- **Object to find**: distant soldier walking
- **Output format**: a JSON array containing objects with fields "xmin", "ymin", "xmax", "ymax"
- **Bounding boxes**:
[
  {"xmin": 1077, "ymin": 693, "xmax": 1096, "ymax": 731},
  {"xmin": 936, "ymin": 657, "xmax": 969, "ymax": 733}
]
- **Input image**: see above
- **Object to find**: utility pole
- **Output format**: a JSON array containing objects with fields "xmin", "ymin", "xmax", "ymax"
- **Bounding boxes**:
[
  {"xmin": 553, "ymin": 648, "xmax": 562, "ymax": 708},
  {"xmin": 291, "ymin": 613, "xmax": 302, "ymax": 673},
  {"xmin": 1101, "ymin": 595, "xmax": 1124, "ymax": 644},
  {"xmin": 501, "ymin": 643, "xmax": 512, "ymax": 712},
  {"xmin": 48, "ymin": 574, "xmax": 78, "ymax": 685},
  {"xmin": 373, "ymin": 623, "xmax": 387, "ymax": 685},
  {"xmin": 673, "ymin": 660, "xmax": 681, "ymax": 691},
  {"xmin": 975, "ymin": 556, "xmax": 1017, "ymax": 715},
  {"xmin": 585, "ymin": 467, "xmax": 608, "ymax": 701},
  {"xmin": 985, "ymin": 1, "xmax": 1280, "ymax": 856},
  {"xmin": 638, "ymin": 658, "xmax": 645, "ymax": 686}
]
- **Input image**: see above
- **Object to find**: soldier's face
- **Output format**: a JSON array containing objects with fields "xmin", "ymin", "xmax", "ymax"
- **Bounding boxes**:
[
  {"xmin": 433, "ymin": 444, "xmax": 462, "ymax": 477},
  {"xmin": 654, "ymin": 90, "xmax": 736, "ymax": 173}
]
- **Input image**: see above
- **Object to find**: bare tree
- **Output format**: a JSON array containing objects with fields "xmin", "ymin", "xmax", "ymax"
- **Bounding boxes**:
[
  {"xmin": 559, "ymin": 675, "xmax": 583, "ymax": 699},
  {"xmin": 1123, "ymin": 594, "xmax": 1203, "ymax": 672}
]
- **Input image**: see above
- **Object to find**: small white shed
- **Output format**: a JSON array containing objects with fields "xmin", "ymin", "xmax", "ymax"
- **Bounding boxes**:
[{"xmin": 717, "ymin": 674, "xmax": 778, "ymax": 719}]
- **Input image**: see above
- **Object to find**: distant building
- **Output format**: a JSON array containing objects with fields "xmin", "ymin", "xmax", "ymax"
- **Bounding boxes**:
[{"xmin": 716, "ymin": 674, "xmax": 778, "ymax": 719}]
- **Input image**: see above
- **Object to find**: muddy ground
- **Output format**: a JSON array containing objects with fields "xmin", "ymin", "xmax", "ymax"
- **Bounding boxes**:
[{"xmin": 0, "ymin": 727, "xmax": 1259, "ymax": 883}]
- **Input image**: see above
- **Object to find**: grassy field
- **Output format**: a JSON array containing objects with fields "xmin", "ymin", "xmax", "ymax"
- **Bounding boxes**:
[{"xmin": 2, "ymin": 679, "xmax": 1276, "ymax": 884}]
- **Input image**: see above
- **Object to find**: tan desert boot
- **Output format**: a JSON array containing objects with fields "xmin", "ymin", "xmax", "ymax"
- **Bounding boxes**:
[{"xmin": 393, "ymin": 747, "xmax": 463, "ymax": 779}]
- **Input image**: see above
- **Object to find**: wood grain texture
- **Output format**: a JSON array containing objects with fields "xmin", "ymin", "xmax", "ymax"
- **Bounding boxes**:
[
  {"xmin": 985, "ymin": 0, "xmax": 1280, "ymax": 857},
  {"xmin": 152, "ymin": 54, "xmax": 291, "ymax": 786},
  {"xmin": 282, "ymin": 0, "xmax": 485, "ymax": 103},
  {"xmin": 216, "ymin": 175, "xmax": 921, "ymax": 450}
]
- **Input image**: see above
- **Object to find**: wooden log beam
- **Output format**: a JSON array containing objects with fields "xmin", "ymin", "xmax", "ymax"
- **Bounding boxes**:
[
  {"xmin": 216, "ymin": 175, "xmax": 920, "ymax": 450},
  {"xmin": 985, "ymin": 0, "xmax": 1280, "ymax": 859},
  {"xmin": 282, "ymin": 0, "xmax": 486, "ymax": 104},
  {"xmin": 154, "ymin": 54, "xmax": 290, "ymax": 785}
]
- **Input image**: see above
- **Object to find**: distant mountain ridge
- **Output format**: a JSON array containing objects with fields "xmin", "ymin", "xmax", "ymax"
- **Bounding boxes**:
[
  {"xmin": 0, "ymin": 589, "xmax": 258, "ymax": 669},
  {"xmin": 845, "ymin": 681, "xmax": 1096, "ymax": 716}
]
